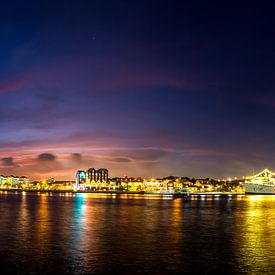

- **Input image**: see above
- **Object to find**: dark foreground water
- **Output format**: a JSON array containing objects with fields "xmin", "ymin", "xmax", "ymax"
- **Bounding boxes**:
[{"xmin": 0, "ymin": 192, "xmax": 274, "ymax": 274}]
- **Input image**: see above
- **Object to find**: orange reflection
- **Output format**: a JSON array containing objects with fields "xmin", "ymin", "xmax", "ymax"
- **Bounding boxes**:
[
  {"xmin": 36, "ymin": 193, "xmax": 50, "ymax": 250},
  {"xmin": 171, "ymin": 199, "xmax": 183, "ymax": 231}
]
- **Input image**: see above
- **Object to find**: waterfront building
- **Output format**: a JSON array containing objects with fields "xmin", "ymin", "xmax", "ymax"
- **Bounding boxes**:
[
  {"xmin": 0, "ymin": 175, "xmax": 29, "ymax": 189},
  {"xmin": 75, "ymin": 170, "xmax": 86, "ymax": 189},
  {"xmin": 19, "ymin": 176, "xmax": 30, "ymax": 187},
  {"xmin": 10, "ymin": 176, "xmax": 20, "ymax": 187},
  {"xmin": 47, "ymin": 181, "xmax": 75, "ymax": 191},
  {"xmin": 87, "ymin": 168, "xmax": 108, "ymax": 182},
  {"xmin": 75, "ymin": 168, "xmax": 109, "ymax": 190},
  {"xmin": 145, "ymin": 180, "xmax": 171, "ymax": 193},
  {"xmin": 87, "ymin": 168, "xmax": 96, "ymax": 182},
  {"xmin": 0, "ymin": 175, "xmax": 7, "ymax": 187},
  {"xmin": 97, "ymin": 169, "xmax": 108, "ymax": 182},
  {"xmin": 108, "ymin": 177, "xmax": 146, "ymax": 191},
  {"xmin": 120, "ymin": 180, "xmax": 145, "ymax": 192},
  {"xmin": 173, "ymin": 180, "xmax": 183, "ymax": 191}
]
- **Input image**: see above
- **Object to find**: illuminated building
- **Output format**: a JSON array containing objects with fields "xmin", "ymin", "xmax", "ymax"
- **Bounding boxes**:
[
  {"xmin": 87, "ymin": 168, "xmax": 96, "ymax": 182},
  {"xmin": 145, "ymin": 180, "xmax": 172, "ymax": 193},
  {"xmin": 75, "ymin": 168, "xmax": 109, "ymax": 190},
  {"xmin": 48, "ymin": 180, "xmax": 75, "ymax": 190},
  {"xmin": 0, "ymin": 175, "xmax": 29, "ymax": 189},
  {"xmin": 75, "ymin": 170, "xmax": 87, "ymax": 189},
  {"xmin": 97, "ymin": 169, "xmax": 108, "ymax": 182},
  {"xmin": 86, "ymin": 168, "xmax": 108, "ymax": 182}
]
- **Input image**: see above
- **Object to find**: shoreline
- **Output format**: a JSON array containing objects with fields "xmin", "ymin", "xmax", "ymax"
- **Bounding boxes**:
[{"xmin": 0, "ymin": 189, "xmax": 245, "ymax": 196}]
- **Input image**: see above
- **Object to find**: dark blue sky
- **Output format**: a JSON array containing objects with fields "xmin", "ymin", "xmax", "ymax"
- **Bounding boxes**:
[{"xmin": 1, "ymin": 1, "xmax": 275, "ymax": 180}]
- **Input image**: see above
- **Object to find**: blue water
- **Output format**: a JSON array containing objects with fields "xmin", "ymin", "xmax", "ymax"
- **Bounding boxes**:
[{"xmin": 0, "ymin": 192, "xmax": 274, "ymax": 274}]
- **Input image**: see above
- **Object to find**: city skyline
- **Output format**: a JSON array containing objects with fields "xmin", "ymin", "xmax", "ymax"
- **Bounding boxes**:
[{"xmin": 1, "ymin": 1, "xmax": 275, "ymax": 180}]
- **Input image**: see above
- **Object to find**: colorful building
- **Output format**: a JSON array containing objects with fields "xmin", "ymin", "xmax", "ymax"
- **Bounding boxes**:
[{"xmin": 75, "ymin": 168, "xmax": 109, "ymax": 190}]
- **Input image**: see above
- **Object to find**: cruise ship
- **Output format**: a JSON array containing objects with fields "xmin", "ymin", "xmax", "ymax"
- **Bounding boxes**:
[{"xmin": 244, "ymin": 168, "xmax": 275, "ymax": 194}]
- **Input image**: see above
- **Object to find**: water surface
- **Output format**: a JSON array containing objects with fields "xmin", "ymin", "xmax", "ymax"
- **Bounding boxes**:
[{"xmin": 0, "ymin": 192, "xmax": 274, "ymax": 274}]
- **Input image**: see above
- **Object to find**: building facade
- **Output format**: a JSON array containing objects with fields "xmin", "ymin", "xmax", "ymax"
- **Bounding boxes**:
[
  {"xmin": 0, "ymin": 175, "xmax": 30, "ymax": 189},
  {"xmin": 75, "ymin": 168, "xmax": 109, "ymax": 190}
]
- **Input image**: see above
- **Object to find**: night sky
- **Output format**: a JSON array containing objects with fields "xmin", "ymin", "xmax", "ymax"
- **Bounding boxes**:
[{"xmin": 1, "ymin": 1, "xmax": 275, "ymax": 180}]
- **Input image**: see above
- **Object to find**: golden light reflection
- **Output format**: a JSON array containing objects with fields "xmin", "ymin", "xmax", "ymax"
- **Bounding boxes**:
[
  {"xmin": 237, "ymin": 194, "xmax": 245, "ymax": 200},
  {"xmin": 247, "ymin": 195, "xmax": 275, "ymax": 201},
  {"xmin": 234, "ymin": 195, "xmax": 275, "ymax": 272},
  {"xmin": 36, "ymin": 194, "xmax": 50, "ymax": 250},
  {"xmin": 171, "ymin": 199, "xmax": 183, "ymax": 227},
  {"xmin": 18, "ymin": 191, "xmax": 30, "ymax": 241}
]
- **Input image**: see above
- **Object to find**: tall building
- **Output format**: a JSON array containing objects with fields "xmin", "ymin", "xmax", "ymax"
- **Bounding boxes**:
[
  {"xmin": 97, "ymin": 169, "xmax": 108, "ymax": 182},
  {"xmin": 75, "ymin": 168, "xmax": 108, "ymax": 189},
  {"xmin": 87, "ymin": 168, "xmax": 96, "ymax": 182},
  {"xmin": 75, "ymin": 170, "xmax": 86, "ymax": 189},
  {"xmin": 86, "ymin": 168, "xmax": 108, "ymax": 182}
]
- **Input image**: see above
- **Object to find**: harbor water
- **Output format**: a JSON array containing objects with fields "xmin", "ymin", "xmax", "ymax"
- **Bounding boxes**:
[{"xmin": 0, "ymin": 192, "xmax": 274, "ymax": 274}]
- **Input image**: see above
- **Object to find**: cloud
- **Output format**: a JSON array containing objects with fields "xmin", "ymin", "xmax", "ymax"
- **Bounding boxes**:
[
  {"xmin": 71, "ymin": 153, "xmax": 82, "ymax": 160},
  {"xmin": 112, "ymin": 157, "xmax": 131, "ymax": 163},
  {"xmin": 128, "ymin": 149, "xmax": 168, "ymax": 162},
  {"xmin": 2, "ymin": 157, "xmax": 17, "ymax": 167},
  {"xmin": 37, "ymin": 153, "xmax": 56, "ymax": 161}
]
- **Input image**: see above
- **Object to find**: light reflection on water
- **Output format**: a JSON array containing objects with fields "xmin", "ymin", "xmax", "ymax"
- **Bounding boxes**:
[
  {"xmin": 234, "ymin": 195, "xmax": 275, "ymax": 273},
  {"xmin": 0, "ymin": 192, "xmax": 273, "ymax": 274}
]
